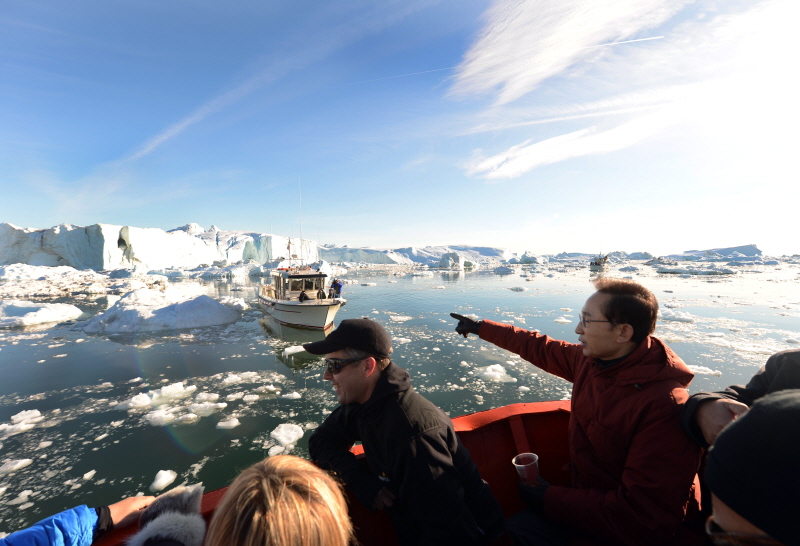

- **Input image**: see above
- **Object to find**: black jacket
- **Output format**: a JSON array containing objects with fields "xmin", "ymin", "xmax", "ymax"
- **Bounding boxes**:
[
  {"xmin": 309, "ymin": 362, "xmax": 503, "ymax": 546},
  {"xmin": 682, "ymin": 349, "xmax": 800, "ymax": 447}
]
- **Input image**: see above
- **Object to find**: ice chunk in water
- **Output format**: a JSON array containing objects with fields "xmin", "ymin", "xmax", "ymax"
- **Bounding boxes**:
[
  {"xmin": 280, "ymin": 392, "xmax": 301, "ymax": 399},
  {"xmin": 0, "ymin": 301, "xmax": 83, "ymax": 327},
  {"xmin": 188, "ymin": 402, "xmax": 227, "ymax": 417},
  {"xmin": 477, "ymin": 364, "xmax": 517, "ymax": 383},
  {"xmin": 268, "ymin": 445, "xmax": 285, "ymax": 456},
  {"xmin": 217, "ymin": 418, "xmax": 240, "ymax": 429},
  {"xmin": 83, "ymin": 470, "xmax": 96, "ymax": 480},
  {"xmin": 271, "ymin": 423, "xmax": 304, "ymax": 445},
  {"xmin": 150, "ymin": 470, "xmax": 177, "ymax": 491},
  {"xmin": 0, "ymin": 459, "xmax": 33, "ymax": 475},
  {"xmin": 11, "ymin": 410, "xmax": 42, "ymax": 423},
  {"xmin": 688, "ymin": 366, "xmax": 722, "ymax": 376},
  {"xmin": 554, "ymin": 317, "xmax": 571, "ymax": 324},
  {"xmin": 660, "ymin": 309, "xmax": 695, "ymax": 323}
]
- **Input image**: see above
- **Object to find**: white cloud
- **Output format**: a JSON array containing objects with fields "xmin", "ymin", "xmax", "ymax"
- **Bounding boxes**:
[{"xmin": 449, "ymin": 0, "xmax": 689, "ymax": 105}]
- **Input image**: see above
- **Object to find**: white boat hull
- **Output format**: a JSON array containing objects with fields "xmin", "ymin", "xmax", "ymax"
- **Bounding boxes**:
[{"xmin": 258, "ymin": 295, "xmax": 344, "ymax": 330}]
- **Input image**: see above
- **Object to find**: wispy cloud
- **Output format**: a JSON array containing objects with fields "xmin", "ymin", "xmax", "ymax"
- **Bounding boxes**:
[
  {"xmin": 449, "ymin": 0, "xmax": 690, "ymax": 105},
  {"xmin": 467, "ymin": 106, "xmax": 677, "ymax": 180}
]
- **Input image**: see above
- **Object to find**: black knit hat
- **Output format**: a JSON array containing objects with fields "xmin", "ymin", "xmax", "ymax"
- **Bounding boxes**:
[
  {"xmin": 705, "ymin": 389, "xmax": 800, "ymax": 545},
  {"xmin": 303, "ymin": 318, "xmax": 392, "ymax": 358}
]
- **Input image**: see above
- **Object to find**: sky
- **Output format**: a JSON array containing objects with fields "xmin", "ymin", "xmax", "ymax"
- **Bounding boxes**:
[{"xmin": 1, "ymin": 0, "xmax": 797, "ymax": 257}]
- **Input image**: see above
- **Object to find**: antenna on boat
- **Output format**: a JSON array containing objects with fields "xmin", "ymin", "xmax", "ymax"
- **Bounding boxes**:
[{"xmin": 298, "ymin": 176, "xmax": 303, "ymax": 264}]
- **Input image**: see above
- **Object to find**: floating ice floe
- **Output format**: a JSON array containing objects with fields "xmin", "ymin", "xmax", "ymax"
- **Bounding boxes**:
[
  {"xmin": 0, "ymin": 459, "xmax": 33, "ymax": 476},
  {"xmin": 553, "ymin": 317, "xmax": 571, "ymax": 324},
  {"xmin": 217, "ymin": 418, "xmax": 240, "ymax": 430},
  {"xmin": 80, "ymin": 288, "xmax": 240, "ymax": 333},
  {"xmin": 271, "ymin": 423, "xmax": 304, "ymax": 446},
  {"xmin": 477, "ymin": 364, "xmax": 517, "ymax": 383},
  {"xmin": 115, "ymin": 382, "xmax": 197, "ymax": 410},
  {"xmin": 280, "ymin": 392, "xmax": 302, "ymax": 400},
  {"xmin": 0, "ymin": 301, "xmax": 84, "ymax": 328},
  {"xmin": 188, "ymin": 402, "xmax": 227, "ymax": 417},
  {"xmin": 393, "ymin": 337, "xmax": 411, "ymax": 344},
  {"xmin": 283, "ymin": 345, "xmax": 306, "ymax": 358},
  {"xmin": 150, "ymin": 470, "xmax": 177, "ymax": 491},
  {"xmin": 390, "ymin": 315, "xmax": 413, "ymax": 322},
  {"xmin": 1, "ymin": 410, "xmax": 44, "ymax": 438},
  {"xmin": 659, "ymin": 309, "xmax": 695, "ymax": 323},
  {"xmin": 688, "ymin": 365, "xmax": 722, "ymax": 377},
  {"xmin": 508, "ymin": 287, "xmax": 527, "ymax": 292},
  {"xmin": 361, "ymin": 283, "xmax": 377, "ymax": 286},
  {"xmin": 83, "ymin": 470, "xmax": 96, "ymax": 480}
]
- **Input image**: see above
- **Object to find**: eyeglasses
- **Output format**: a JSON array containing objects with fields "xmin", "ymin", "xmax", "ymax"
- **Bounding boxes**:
[
  {"xmin": 324, "ymin": 357, "xmax": 364, "ymax": 375},
  {"xmin": 577, "ymin": 312, "xmax": 615, "ymax": 328},
  {"xmin": 705, "ymin": 516, "xmax": 783, "ymax": 546}
]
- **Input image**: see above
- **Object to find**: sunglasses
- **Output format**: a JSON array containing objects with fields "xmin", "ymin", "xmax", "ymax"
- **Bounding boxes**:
[{"xmin": 324, "ymin": 357, "xmax": 365, "ymax": 375}]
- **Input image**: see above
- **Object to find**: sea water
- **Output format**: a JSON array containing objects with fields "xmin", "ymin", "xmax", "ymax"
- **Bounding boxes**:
[{"xmin": 1, "ymin": 264, "xmax": 799, "ymax": 532}]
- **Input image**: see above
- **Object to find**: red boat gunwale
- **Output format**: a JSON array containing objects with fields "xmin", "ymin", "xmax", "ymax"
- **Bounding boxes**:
[{"xmin": 96, "ymin": 400, "xmax": 572, "ymax": 546}]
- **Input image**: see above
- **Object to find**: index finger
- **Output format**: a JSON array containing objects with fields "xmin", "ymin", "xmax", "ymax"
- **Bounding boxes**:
[{"xmin": 450, "ymin": 313, "xmax": 466, "ymax": 321}]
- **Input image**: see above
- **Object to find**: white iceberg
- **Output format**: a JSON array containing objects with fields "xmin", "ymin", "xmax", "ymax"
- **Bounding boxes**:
[
  {"xmin": 81, "ymin": 289, "xmax": 239, "ymax": 333},
  {"xmin": 659, "ymin": 309, "xmax": 695, "ymax": 323},
  {"xmin": 217, "ymin": 418, "xmax": 240, "ymax": 429},
  {"xmin": 0, "ymin": 459, "xmax": 33, "ymax": 476},
  {"xmin": 0, "ymin": 301, "xmax": 83, "ymax": 328},
  {"xmin": 270, "ymin": 423, "xmax": 304, "ymax": 446},
  {"xmin": 477, "ymin": 364, "xmax": 517, "ymax": 383}
]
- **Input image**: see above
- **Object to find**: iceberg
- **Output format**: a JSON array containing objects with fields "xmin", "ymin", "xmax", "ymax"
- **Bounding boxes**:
[
  {"xmin": 80, "ymin": 288, "xmax": 239, "ymax": 333},
  {"xmin": 0, "ymin": 300, "xmax": 84, "ymax": 328}
]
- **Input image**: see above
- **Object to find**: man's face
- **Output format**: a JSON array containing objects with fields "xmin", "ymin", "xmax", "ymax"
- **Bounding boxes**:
[
  {"xmin": 322, "ymin": 349, "xmax": 371, "ymax": 405},
  {"xmin": 574, "ymin": 291, "xmax": 629, "ymax": 360}
]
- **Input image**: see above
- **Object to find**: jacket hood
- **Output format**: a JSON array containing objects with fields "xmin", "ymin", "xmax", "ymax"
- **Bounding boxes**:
[
  {"xmin": 601, "ymin": 336, "xmax": 694, "ymax": 388},
  {"xmin": 364, "ymin": 361, "xmax": 410, "ymax": 408}
]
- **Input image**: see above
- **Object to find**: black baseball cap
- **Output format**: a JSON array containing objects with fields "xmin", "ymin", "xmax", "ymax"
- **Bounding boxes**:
[{"xmin": 303, "ymin": 318, "xmax": 392, "ymax": 358}]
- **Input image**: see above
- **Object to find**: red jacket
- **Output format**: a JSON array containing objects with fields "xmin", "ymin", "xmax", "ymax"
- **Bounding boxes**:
[{"xmin": 480, "ymin": 321, "xmax": 703, "ymax": 546}]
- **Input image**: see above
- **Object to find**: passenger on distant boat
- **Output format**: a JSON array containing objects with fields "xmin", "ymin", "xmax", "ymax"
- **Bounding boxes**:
[
  {"xmin": 450, "ymin": 277, "xmax": 705, "ymax": 546},
  {"xmin": 298, "ymin": 290, "xmax": 309, "ymax": 302},
  {"xmin": 304, "ymin": 319, "xmax": 504, "ymax": 546},
  {"xmin": 332, "ymin": 278, "xmax": 343, "ymax": 297}
]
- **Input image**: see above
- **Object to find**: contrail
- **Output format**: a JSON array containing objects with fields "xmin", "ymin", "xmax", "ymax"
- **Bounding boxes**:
[
  {"xmin": 340, "ymin": 66, "xmax": 455, "ymax": 86},
  {"xmin": 582, "ymin": 36, "xmax": 664, "ymax": 49}
]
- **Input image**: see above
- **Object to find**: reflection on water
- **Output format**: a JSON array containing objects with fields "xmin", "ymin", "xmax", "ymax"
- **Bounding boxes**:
[{"xmin": 259, "ymin": 317, "xmax": 329, "ymax": 370}]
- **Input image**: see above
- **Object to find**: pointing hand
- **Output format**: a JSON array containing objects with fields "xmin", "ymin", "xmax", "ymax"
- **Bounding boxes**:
[{"xmin": 450, "ymin": 313, "xmax": 481, "ymax": 338}]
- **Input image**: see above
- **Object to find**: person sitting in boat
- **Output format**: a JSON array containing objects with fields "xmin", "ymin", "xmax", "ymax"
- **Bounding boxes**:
[
  {"xmin": 299, "ymin": 290, "xmax": 310, "ymax": 302},
  {"xmin": 0, "ymin": 495, "xmax": 155, "ymax": 546},
  {"xmin": 681, "ymin": 348, "xmax": 800, "ymax": 448},
  {"xmin": 203, "ymin": 455, "xmax": 353, "ymax": 546},
  {"xmin": 305, "ymin": 318, "xmax": 504, "ymax": 546},
  {"xmin": 332, "ymin": 279, "xmax": 343, "ymax": 297},
  {"xmin": 450, "ymin": 277, "xmax": 705, "ymax": 546},
  {"xmin": 317, "ymin": 287, "xmax": 327, "ymax": 299},
  {"xmin": 328, "ymin": 285, "xmax": 335, "ymax": 299},
  {"xmin": 703, "ymin": 389, "xmax": 800, "ymax": 546}
]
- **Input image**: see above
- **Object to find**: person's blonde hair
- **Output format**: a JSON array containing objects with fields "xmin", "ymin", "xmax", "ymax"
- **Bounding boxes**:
[{"xmin": 205, "ymin": 455, "xmax": 354, "ymax": 546}]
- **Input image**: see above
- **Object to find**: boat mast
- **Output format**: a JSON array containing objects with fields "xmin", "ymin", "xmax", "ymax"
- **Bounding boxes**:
[{"xmin": 298, "ymin": 176, "xmax": 303, "ymax": 264}]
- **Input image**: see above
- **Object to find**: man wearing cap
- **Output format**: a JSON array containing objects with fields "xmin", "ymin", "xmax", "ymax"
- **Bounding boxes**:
[
  {"xmin": 306, "ymin": 318, "xmax": 504, "ymax": 546},
  {"xmin": 704, "ymin": 389, "xmax": 800, "ymax": 545}
]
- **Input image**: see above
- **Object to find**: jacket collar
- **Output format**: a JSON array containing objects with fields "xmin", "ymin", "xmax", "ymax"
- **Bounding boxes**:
[{"xmin": 593, "ymin": 336, "xmax": 694, "ymax": 388}]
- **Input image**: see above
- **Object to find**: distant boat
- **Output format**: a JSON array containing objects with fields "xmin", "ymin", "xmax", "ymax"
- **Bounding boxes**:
[
  {"xmin": 258, "ymin": 267, "xmax": 345, "ymax": 329},
  {"xmin": 588, "ymin": 254, "xmax": 609, "ymax": 272}
]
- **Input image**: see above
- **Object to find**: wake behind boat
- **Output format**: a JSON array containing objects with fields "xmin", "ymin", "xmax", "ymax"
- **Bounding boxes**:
[{"xmin": 258, "ymin": 267, "xmax": 345, "ymax": 329}]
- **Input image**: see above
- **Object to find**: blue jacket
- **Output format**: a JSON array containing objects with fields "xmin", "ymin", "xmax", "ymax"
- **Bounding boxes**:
[{"xmin": 0, "ymin": 505, "xmax": 97, "ymax": 546}]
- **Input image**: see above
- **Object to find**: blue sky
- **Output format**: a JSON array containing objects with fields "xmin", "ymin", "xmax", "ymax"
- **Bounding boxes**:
[{"xmin": 1, "ymin": 0, "xmax": 796, "ymax": 256}]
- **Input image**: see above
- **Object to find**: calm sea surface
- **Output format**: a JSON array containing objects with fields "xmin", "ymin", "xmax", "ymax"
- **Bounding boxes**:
[{"xmin": 2, "ymin": 264, "xmax": 799, "ymax": 532}]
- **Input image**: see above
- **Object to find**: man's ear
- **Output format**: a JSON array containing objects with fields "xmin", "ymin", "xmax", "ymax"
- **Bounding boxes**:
[
  {"xmin": 616, "ymin": 323, "xmax": 635, "ymax": 344},
  {"xmin": 363, "ymin": 356, "xmax": 378, "ymax": 377}
]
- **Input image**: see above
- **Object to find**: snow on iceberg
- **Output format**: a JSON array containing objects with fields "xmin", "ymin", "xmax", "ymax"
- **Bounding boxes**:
[
  {"xmin": 477, "ymin": 364, "xmax": 517, "ymax": 383},
  {"xmin": 660, "ymin": 309, "xmax": 695, "ymax": 323},
  {"xmin": 115, "ymin": 382, "xmax": 197, "ymax": 410},
  {"xmin": 0, "ymin": 300, "xmax": 83, "ymax": 328},
  {"xmin": 81, "ymin": 288, "xmax": 239, "ymax": 333},
  {"xmin": 270, "ymin": 423, "xmax": 304, "ymax": 446}
]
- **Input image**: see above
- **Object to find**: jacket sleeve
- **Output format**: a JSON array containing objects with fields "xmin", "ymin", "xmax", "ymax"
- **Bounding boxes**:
[
  {"xmin": 308, "ymin": 407, "xmax": 384, "ymax": 510},
  {"xmin": 390, "ymin": 427, "xmax": 485, "ymax": 546},
  {"xmin": 681, "ymin": 349, "xmax": 800, "ymax": 447},
  {"xmin": 479, "ymin": 320, "xmax": 582, "ymax": 383},
  {"xmin": 544, "ymin": 388, "xmax": 703, "ymax": 546},
  {"xmin": 0, "ymin": 505, "xmax": 98, "ymax": 546}
]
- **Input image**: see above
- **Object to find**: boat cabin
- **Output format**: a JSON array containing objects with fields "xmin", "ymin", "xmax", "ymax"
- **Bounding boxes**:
[{"xmin": 265, "ymin": 269, "xmax": 329, "ymax": 301}]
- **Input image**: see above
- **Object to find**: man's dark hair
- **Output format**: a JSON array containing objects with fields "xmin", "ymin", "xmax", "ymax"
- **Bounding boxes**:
[
  {"xmin": 342, "ymin": 348, "xmax": 391, "ymax": 372},
  {"xmin": 593, "ymin": 278, "xmax": 658, "ymax": 343}
]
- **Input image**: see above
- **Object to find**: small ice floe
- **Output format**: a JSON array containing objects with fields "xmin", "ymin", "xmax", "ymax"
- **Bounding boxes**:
[
  {"xmin": 218, "ymin": 297, "xmax": 248, "ymax": 312},
  {"xmin": 268, "ymin": 423, "xmax": 304, "ymax": 456},
  {"xmin": 619, "ymin": 266, "xmax": 639, "ymax": 272},
  {"xmin": 554, "ymin": 317, "xmax": 571, "ymax": 324},
  {"xmin": 390, "ymin": 315, "xmax": 413, "ymax": 322},
  {"xmin": 433, "ymin": 286, "xmax": 446, "ymax": 289},
  {"xmin": 243, "ymin": 394, "xmax": 260, "ymax": 403},
  {"xmin": 195, "ymin": 392, "xmax": 219, "ymax": 402},
  {"xmin": 81, "ymin": 288, "xmax": 240, "ymax": 333},
  {"xmin": 115, "ymin": 382, "xmax": 197, "ymax": 410},
  {"xmin": 1, "ymin": 410, "xmax": 44, "ymax": 438},
  {"xmin": 706, "ymin": 332, "xmax": 726, "ymax": 337},
  {"xmin": 0, "ymin": 301, "xmax": 83, "ymax": 328},
  {"xmin": 787, "ymin": 339, "xmax": 800, "ymax": 344},
  {"xmin": 188, "ymin": 402, "xmax": 227, "ymax": 417},
  {"xmin": 688, "ymin": 365, "xmax": 722, "ymax": 377},
  {"xmin": 519, "ymin": 386, "xmax": 531, "ymax": 392},
  {"xmin": 361, "ymin": 283, "xmax": 377, "ymax": 286},
  {"xmin": 560, "ymin": 308, "xmax": 572, "ymax": 312},
  {"xmin": 83, "ymin": 470, "xmax": 96, "ymax": 480},
  {"xmin": 217, "ymin": 418, "xmax": 241, "ymax": 430},
  {"xmin": 283, "ymin": 345, "xmax": 306, "ymax": 359},
  {"xmin": 508, "ymin": 287, "xmax": 527, "ymax": 292},
  {"xmin": 393, "ymin": 337, "xmax": 411, "ymax": 344},
  {"xmin": 5, "ymin": 489, "xmax": 35, "ymax": 506},
  {"xmin": 280, "ymin": 392, "xmax": 302, "ymax": 400},
  {"xmin": 35, "ymin": 441, "xmax": 53, "ymax": 450},
  {"xmin": 660, "ymin": 309, "xmax": 695, "ymax": 323},
  {"xmin": 150, "ymin": 470, "xmax": 177, "ymax": 491},
  {"xmin": 145, "ymin": 409, "xmax": 178, "ymax": 426},
  {"xmin": 0, "ymin": 459, "xmax": 33, "ymax": 476},
  {"xmin": 477, "ymin": 364, "xmax": 517, "ymax": 383}
]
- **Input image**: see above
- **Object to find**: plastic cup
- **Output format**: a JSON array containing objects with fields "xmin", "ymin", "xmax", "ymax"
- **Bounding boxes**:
[{"xmin": 512, "ymin": 453, "xmax": 540, "ymax": 485}]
